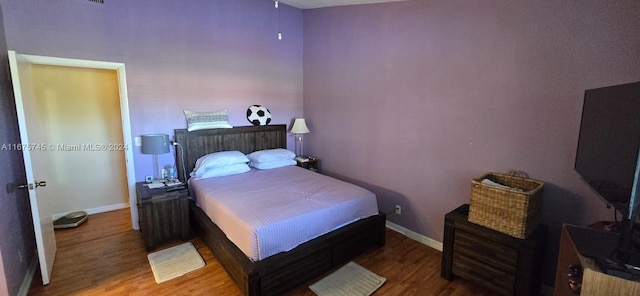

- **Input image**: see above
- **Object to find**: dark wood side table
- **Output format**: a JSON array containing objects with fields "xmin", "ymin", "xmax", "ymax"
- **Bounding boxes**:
[
  {"xmin": 136, "ymin": 182, "xmax": 190, "ymax": 251},
  {"xmin": 296, "ymin": 157, "xmax": 319, "ymax": 172},
  {"xmin": 441, "ymin": 204, "xmax": 548, "ymax": 296}
]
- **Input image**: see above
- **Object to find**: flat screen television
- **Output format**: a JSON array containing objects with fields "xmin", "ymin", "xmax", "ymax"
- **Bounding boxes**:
[{"xmin": 575, "ymin": 80, "xmax": 640, "ymax": 269}]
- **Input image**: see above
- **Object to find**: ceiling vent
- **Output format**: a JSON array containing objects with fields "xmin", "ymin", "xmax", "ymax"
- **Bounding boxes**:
[{"xmin": 88, "ymin": 0, "xmax": 104, "ymax": 3}]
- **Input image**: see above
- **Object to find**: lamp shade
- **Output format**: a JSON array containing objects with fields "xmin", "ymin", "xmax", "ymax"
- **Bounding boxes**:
[
  {"xmin": 290, "ymin": 118, "xmax": 310, "ymax": 134},
  {"xmin": 141, "ymin": 134, "xmax": 170, "ymax": 154}
]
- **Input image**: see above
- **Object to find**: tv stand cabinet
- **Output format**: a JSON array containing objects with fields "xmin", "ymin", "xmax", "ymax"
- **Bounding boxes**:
[{"xmin": 554, "ymin": 224, "xmax": 640, "ymax": 295}]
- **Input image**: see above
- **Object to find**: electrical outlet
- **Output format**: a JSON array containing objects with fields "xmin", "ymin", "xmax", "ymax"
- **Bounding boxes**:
[{"xmin": 395, "ymin": 205, "xmax": 402, "ymax": 215}]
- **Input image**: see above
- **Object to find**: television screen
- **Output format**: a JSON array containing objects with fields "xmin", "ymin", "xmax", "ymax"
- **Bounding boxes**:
[{"xmin": 575, "ymin": 81, "xmax": 640, "ymax": 220}]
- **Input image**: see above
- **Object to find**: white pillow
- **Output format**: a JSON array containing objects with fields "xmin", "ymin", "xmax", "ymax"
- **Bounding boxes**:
[
  {"xmin": 192, "ymin": 151, "xmax": 249, "ymax": 178},
  {"xmin": 247, "ymin": 148, "xmax": 295, "ymax": 163},
  {"xmin": 250, "ymin": 159, "xmax": 296, "ymax": 170},
  {"xmin": 195, "ymin": 163, "xmax": 250, "ymax": 179},
  {"xmin": 184, "ymin": 109, "xmax": 233, "ymax": 131}
]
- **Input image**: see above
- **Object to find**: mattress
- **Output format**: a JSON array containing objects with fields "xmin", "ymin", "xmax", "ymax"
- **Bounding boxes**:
[{"xmin": 189, "ymin": 165, "xmax": 379, "ymax": 261}]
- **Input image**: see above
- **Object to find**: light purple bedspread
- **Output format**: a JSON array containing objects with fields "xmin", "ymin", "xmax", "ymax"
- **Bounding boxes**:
[{"xmin": 189, "ymin": 165, "xmax": 379, "ymax": 261}]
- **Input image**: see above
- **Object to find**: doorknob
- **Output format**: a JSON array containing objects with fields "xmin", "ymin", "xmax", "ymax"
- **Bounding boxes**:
[
  {"xmin": 5, "ymin": 181, "xmax": 47, "ymax": 193},
  {"xmin": 17, "ymin": 184, "xmax": 33, "ymax": 190},
  {"xmin": 5, "ymin": 182, "xmax": 31, "ymax": 193}
]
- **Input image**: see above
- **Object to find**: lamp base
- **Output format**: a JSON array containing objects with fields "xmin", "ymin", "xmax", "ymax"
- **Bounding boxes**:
[
  {"xmin": 295, "ymin": 135, "xmax": 305, "ymax": 159},
  {"xmin": 153, "ymin": 154, "xmax": 163, "ymax": 182}
]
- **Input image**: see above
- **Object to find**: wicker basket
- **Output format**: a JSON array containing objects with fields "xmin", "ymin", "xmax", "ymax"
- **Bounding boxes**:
[{"xmin": 469, "ymin": 171, "xmax": 544, "ymax": 239}]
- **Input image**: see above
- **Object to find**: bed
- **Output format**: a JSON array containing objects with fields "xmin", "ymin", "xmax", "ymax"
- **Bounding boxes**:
[{"xmin": 174, "ymin": 125, "xmax": 386, "ymax": 296}]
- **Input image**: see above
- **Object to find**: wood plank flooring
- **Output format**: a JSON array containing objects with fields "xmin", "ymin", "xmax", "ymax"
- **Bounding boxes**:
[{"xmin": 29, "ymin": 209, "xmax": 496, "ymax": 295}]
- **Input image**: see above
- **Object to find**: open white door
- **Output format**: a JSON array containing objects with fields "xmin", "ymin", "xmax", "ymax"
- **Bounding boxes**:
[{"xmin": 8, "ymin": 50, "xmax": 56, "ymax": 284}]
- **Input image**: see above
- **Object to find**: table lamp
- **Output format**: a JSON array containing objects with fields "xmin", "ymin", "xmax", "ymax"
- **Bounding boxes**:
[
  {"xmin": 290, "ymin": 118, "xmax": 310, "ymax": 159},
  {"xmin": 141, "ymin": 134, "xmax": 170, "ymax": 182}
]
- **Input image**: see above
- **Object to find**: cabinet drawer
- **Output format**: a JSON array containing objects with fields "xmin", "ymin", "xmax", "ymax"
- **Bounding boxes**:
[
  {"xmin": 453, "ymin": 230, "xmax": 518, "ymax": 273},
  {"xmin": 452, "ymin": 252, "xmax": 515, "ymax": 296}
]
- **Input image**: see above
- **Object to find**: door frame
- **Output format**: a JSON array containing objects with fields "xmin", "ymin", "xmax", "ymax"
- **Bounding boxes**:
[{"xmin": 13, "ymin": 52, "xmax": 139, "ymax": 230}]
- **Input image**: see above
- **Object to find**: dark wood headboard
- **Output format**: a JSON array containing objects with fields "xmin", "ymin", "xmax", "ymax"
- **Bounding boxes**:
[{"xmin": 174, "ymin": 125, "xmax": 287, "ymax": 182}]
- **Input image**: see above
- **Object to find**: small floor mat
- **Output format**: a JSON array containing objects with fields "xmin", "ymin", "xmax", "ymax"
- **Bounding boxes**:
[
  {"xmin": 147, "ymin": 242, "xmax": 205, "ymax": 283},
  {"xmin": 309, "ymin": 261, "xmax": 386, "ymax": 296}
]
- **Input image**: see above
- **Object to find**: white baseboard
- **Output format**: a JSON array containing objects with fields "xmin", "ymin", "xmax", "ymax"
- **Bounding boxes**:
[
  {"xmin": 385, "ymin": 221, "xmax": 443, "ymax": 251},
  {"xmin": 18, "ymin": 252, "xmax": 38, "ymax": 296},
  {"xmin": 52, "ymin": 202, "xmax": 129, "ymax": 220}
]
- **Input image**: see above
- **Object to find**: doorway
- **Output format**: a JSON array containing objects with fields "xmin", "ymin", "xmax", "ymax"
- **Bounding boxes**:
[
  {"xmin": 30, "ymin": 65, "xmax": 129, "ymax": 215},
  {"xmin": 9, "ymin": 51, "xmax": 137, "ymax": 285},
  {"xmin": 9, "ymin": 51, "xmax": 140, "ymax": 230}
]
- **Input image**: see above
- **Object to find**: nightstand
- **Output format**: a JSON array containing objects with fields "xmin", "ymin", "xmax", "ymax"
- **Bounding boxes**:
[
  {"xmin": 136, "ymin": 182, "xmax": 190, "ymax": 251},
  {"xmin": 296, "ymin": 157, "xmax": 319, "ymax": 172},
  {"xmin": 441, "ymin": 204, "xmax": 547, "ymax": 296}
]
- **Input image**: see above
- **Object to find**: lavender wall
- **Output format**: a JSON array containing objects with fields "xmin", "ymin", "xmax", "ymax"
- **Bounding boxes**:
[
  {"xmin": 2, "ymin": 0, "xmax": 639, "ymax": 290},
  {"xmin": 304, "ymin": 0, "xmax": 640, "ymax": 286},
  {"xmin": 0, "ymin": 2, "xmax": 37, "ymax": 295},
  {"xmin": 0, "ymin": 0, "xmax": 301, "ymax": 292},
  {"xmin": 0, "ymin": 0, "xmax": 304, "ymax": 182}
]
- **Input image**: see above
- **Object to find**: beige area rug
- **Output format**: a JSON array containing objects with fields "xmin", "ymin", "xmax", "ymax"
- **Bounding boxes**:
[
  {"xmin": 309, "ymin": 261, "xmax": 386, "ymax": 296},
  {"xmin": 147, "ymin": 242, "xmax": 205, "ymax": 283}
]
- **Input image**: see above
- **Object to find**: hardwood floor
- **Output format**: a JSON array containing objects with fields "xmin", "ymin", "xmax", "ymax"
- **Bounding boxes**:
[{"xmin": 29, "ymin": 209, "xmax": 497, "ymax": 296}]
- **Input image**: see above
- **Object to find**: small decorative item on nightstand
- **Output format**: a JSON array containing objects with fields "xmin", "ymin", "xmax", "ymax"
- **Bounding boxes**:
[{"xmin": 296, "ymin": 156, "xmax": 319, "ymax": 172}]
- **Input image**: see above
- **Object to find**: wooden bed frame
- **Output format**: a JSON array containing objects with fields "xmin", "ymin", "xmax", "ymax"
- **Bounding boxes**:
[{"xmin": 174, "ymin": 125, "xmax": 386, "ymax": 296}]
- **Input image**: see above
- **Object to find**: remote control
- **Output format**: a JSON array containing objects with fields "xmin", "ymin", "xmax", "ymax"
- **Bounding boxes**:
[{"xmin": 166, "ymin": 185, "xmax": 185, "ymax": 192}]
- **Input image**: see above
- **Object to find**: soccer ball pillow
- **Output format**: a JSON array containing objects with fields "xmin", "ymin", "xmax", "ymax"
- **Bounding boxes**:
[{"xmin": 246, "ymin": 105, "xmax": 272, "ymax": 126}]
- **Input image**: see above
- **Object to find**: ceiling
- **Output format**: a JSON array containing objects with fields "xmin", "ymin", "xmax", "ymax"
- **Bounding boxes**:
[{"xmin": 280, "ymin": 0, "xmax": 409, "ymax": 9}]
